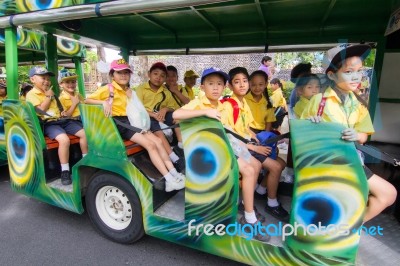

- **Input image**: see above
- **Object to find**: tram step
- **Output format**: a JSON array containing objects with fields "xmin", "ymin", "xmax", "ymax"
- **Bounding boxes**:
[
  {"xmin": 47, "ymin": 178, "xmax": 73, "ymax": 193},
  {"xmin": 154, "ymin": 189, "xmax": 185, "ymax": 221}
]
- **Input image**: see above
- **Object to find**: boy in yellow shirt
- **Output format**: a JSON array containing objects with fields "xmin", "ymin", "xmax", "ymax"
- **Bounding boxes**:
[
  {"xmin": 58, "ymin": 69, "xmax": 85, "ymax": 118},
  {"xmin": 301, "ymin": 44, "xmax": 396, "ymax": 222},
  {"xmin": 174, "ymin": 67, "xmax": 267, "ymax": 240},
  {"xmin": 183, "ymin": 70, "xmax": 199, "ymax": 100},
  {"xmin": 222, "ymin": 67, "xmax": 289, "ymax": 222},
  {"xmin": 26, "ymin": 66, "xmax": 87, "ymax": 185},
  {"xmin": 165, "ymin": 65, "xmax": 190, "ymax": 109},
  {"xmin": 136, "ymin": 62, "xmax": 184, "ymax": 171}
]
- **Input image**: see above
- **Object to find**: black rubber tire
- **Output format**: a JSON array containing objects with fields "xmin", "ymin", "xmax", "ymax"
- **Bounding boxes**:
[{"xmin": 85, "ymin": 172, "xmax": 145, "ymax": 244}]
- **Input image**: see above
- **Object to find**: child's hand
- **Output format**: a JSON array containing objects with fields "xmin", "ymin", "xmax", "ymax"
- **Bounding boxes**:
[
  {"xmin": 156, "ymin": 108, "xmax": 167, "ymax": 121},
  {"xmin": 71, "ymin": 94, "xmax": 80, "ymax": 105},
  {"xmin": 206, "ymin": 109, "xmax": 221, "ymax": 121},
  {"xmin": 341, "ymin": 128, "xmax": 359, "ymax": 142},
  {"xmin": 45, "ymin": 86, "xmax": 54, "ymax": 97},
  {"xmin": 308, "ymin": 115, "xmax": 322, "ymax": 123},
  {"xmin": 254, "ymin": 145, "xmax": 272, "ymax": 156},
  {"xmin": 168, "ymin": 84, "xmax": 179, "ymax": 94},
  {"xmin": 125, "ymin": 89, "xmax": 132, "ymax": 99},
  {"xmin": 103, "ymin": 101, "xmax": 112, "ymax": 117}
]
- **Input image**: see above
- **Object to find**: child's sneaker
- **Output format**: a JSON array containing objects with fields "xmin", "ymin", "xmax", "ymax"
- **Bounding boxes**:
[
  {"xmin": 237, "ymin": 202, "xmax": 265, "ymax": 223},
  {"xmin": 61, "ymin": 170, "xmax": 72, "ymax": 185},
  {"xmin": 239, "ymin": 216, "xmax": 270, "ymax": 242},
  {"xmin": 173, "ymin": 158, "xmax": 186, "ymax": 174},
  {"xmin": 165, "ymin": 177, "xmax": 185, "ymax": 192},
  {"xmin": 265, "ymin": 203, "xmax": 289, "ymax": 223},
  {"xmin": 173, "ymin": 172, "xmax": 186, "ymax": 182}
]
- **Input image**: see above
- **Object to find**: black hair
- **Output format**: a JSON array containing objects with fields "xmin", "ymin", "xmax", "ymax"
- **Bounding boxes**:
[
  {"xmin": 20, "ymin": 83, "xmax": 33, "ymax": 97},
  {"xmin": 249, "ymin": 70, "xmax": 272, "ymax": 108},
  {"xmin": 270, "ymin": 78, "xmax": 283, "ymax": 88},
  {"xmin": 261, "ymin": 56, "xmax": 272, "ymax": 64},
  {"xmin": 290, "ymin": 62, "xmax": 312, "ymax": 83},
  {"xmin": 166, "ymin": 65, "xmax": 178, "ymax": 75},
  {"xmin": 228, "ymin": 67, "xmax": 249, "ymax": 85}
]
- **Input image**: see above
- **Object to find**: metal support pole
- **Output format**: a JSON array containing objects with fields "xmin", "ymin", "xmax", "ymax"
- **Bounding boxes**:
[
  {"xmin": 74, "ymin": 57, "xmax": 86, "ymax": 98},
  {"xmin": 45, "ymin": 33, "xmax": 59, "ymax": 95},
  {"xmin": 4, "ymin": 27, "xmax": 19, "ymax": 100}
]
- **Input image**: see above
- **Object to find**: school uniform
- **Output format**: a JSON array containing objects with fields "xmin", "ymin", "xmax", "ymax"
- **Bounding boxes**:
[
  {"xmin": 168, "ymin": 84, "xmax": 189, "ymax": 110},
  {"xmin": 136, "ymin": 81, "xmax": 176, "ymax": 130},
  {"xmin": 26, "ymin": 87, "xmax": 82, "ymax": 139},
  {"xmin": 293, "ymin": 96, "xmax": 309, "ymax": 118},
  {"xmin": 301, "ymin": 86, "xmax": 375, "ymax": 178},
  {"xmin": 183, "ymin": 85, "xmax": 195, "ymax": 100},
  {"xmin": 0, "ymin": 96, "xmax": 6, "ymax": 117},
  {"xmin": 270, "ymin": 88, "xmax": 287, "ymax": 128},
  {"xmin": 244, "ymin": 93, "xmax": 276, "ymax": 132},
  {"xmin": 59, "ymin": 90, "xmax": 84, "ymax": 117},
  {"xmin": 182, "ymin": 95, "xmax": 224, "ymax": 112},
  {"xmin": 87, "ymin": 81, "xmax": 135, "ymax": 140}
]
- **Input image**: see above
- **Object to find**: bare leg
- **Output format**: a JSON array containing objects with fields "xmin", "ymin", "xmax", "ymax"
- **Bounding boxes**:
[
  {"xmin": 262, "ymin": 157, "xmax": 284, "ymax": 199},
  {"xmin": 145, "ymin": 132, "xmax": 175, "ymax": 171},
  {"xmin": 154, "ymin": 131, "xmax": 173, "ymax": 154},
  {"xmin": 363, "ymin": 174, "xmax": 397, "ymax": 222},
  {"xmin": 131, "ymin": 133, "xmax": 169, "ymax": 176},
  {"xmin": 74, "ymin": 129, "xmax": 88, "ymax": 154},
  {"xmin": 55, "ymin": 133, "xmax": 70, "ymax": 164},
  {"xmin": 238, "ymin": 157, "xmax": 261, "ymax": 213}
]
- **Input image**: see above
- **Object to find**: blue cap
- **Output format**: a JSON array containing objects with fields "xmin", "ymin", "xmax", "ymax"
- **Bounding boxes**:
[
  {"xmin": 29, "ymin": 66, "xmax": 55, "ymax": 78},
  {"xmin": 201, "ymin": 67, "xmax": 229, "ymax": 83}
]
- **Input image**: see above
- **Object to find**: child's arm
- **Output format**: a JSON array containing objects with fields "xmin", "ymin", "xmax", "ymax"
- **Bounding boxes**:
[
  {"xmin": 168, "ymin": 85, "xmax": 190, "ymax": 105},
  {"xmin": 173, "ymin": 108, "xmax": 221, "ymax": 121},
  {"xmin": 62, "ymin": 95, "xmax": 80, "ymax": 117},
  {"xmin": 85, "ymin": 98, "xmax": 112, "ymax": 117},
  {"xmin": 341, "ymin": 128, "xmax": 368, "ymax": 144}
]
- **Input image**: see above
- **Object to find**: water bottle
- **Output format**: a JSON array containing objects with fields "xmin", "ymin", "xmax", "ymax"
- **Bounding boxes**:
[{"xmin": 227, "ymin": 134, "xmax": 251, "ymax": 162}]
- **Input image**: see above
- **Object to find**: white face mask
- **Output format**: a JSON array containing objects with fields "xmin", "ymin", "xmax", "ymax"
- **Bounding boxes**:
[{"xmin": 330, "ymin": 56, "xmax": 364, "ymax": 93}]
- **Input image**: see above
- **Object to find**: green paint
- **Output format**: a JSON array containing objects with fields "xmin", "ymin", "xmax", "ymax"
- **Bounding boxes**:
[{"xmin": 5, "ymin": 27, "xmax": 18, "ymax": 100}]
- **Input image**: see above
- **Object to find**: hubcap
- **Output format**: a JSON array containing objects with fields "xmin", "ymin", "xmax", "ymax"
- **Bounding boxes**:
[{"xmin": 95, "ymin": 185, "xmax": 132, "ymax": 230}]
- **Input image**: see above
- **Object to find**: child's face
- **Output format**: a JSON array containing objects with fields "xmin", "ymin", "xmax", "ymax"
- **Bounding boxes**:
[
  {"xmin": 113, "ymin": 70, "xmax": 131, "ymax": 86},
  {"xmin": 0, "ymin": 87, "xmax": 6, "ymax": 97},
  {"xmin": 250, "ymin": 75, "xmax": 266, "ymax": 97},
  {"xmin": 166, "ymin": 70, "xmax": 178, "ymax": 87},
  {"xmin": 229, "ymin": 73, "xmax": 249, "ymax": 96},
  {"xmin": 30, "ymin": 74, "xmax": 52, "ymax": 91},
  {"xmin": 60, "ymin": 79, "xmax": 77, "ymax": 94},
  {"xmin": 184, "ymin": 76, "xmax": 197, "ymax": 88},
  {"xmin": 263, "ymin": 60, "xmax": 272, "ymax": 66},
  {"xmin": 270, "ymin": 82, "xmax": 279, "ymax": 91},
  {"xmin": 299, "ymin": 79, "xmax": 320, "ymax": 99},
  {"xmin": 330, "ymin": 56, "xmax": 363, "ymax": 92},
  {"xmin": 149, "ymin": 69, "xmax": 166, "ymax": 88},
  {"xmin": 200, "ymin": 74, "xmax": 225, "ymax": 103}
]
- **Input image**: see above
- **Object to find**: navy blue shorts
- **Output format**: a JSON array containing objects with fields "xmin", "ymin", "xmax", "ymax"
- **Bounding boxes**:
[
  {"xmin": 44, "ymin": 119, "xmax": 83, "ymax": 140},
  {"xmin": 150, "ymin": 112, "xmax": 174, "ymax": 131},
  {"xmin": 249, "ymin": 150, "xmax": 268, "ymax": 163},
  {"xmin": 113, "ymin": 116, "xmax": 136, "ymax": 141}
]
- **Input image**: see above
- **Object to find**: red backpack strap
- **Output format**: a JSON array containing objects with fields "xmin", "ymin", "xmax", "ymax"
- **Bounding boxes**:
[
  {"xmin": 108, "ymin": 83, "xmax": 114, "ymax": 105},
  {"xmin": 220, "ymin": 97, "xmax": 239, "ymax": 124},
  {"xmin": 317, "ymin": 97, "xmax": 327, "ymax": 116}
]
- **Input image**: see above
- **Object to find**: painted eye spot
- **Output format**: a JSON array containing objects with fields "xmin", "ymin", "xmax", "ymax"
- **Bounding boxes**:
[
  {"xmin": 11, "ymin": 135, "xmax": 26, "ymax": 160},
  {"xmin": 189, "ymin": 147, "xmax": 216, "ymax": 179}
]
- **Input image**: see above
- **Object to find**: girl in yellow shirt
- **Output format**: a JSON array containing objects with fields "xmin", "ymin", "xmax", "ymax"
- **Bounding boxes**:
[
  {"xmin": 269, "ymin": 78, "xmax": 287, "ymax": 130},
  {"xmin": 293, "ymin": 74, "xmax": 321, "ymax": 118},
  {"xmin": 302, "ymin": 44, "xmax": 396, "ymax": 222}
]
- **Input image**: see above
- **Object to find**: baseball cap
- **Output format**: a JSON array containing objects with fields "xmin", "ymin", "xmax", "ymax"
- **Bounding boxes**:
[
  {"xmin": 201, "ymin": 67, "xmax": 229, "ymax": 83},
  {"xmin": 29, "ymin": 66, "xmax": 55, "ymax": 77},
  {"xmin": 110, "ymin": 59, "xmax": 132, "ymax": 73},
  {"xmin": 149, "ymin": 62, "xmax": 167, "ymax": 73},
  {"xmin": 184, "ymin": 70, "xmax": 199, "ymax": 78},
  {"xmin": 324, "ymin": 44, "xmax": 371, "ymax": 73},
  {"xmin": 58, "ymin": 68, "xmax": 78, "ymax": 83}
]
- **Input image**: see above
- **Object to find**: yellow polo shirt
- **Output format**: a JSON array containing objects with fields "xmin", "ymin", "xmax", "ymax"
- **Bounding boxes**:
[
  {"xmin": 136, "ymin": 82, "xmax": 176, "ymax": 111},
  {"xmin": 183, "ymin": 85, "xmax": 195, "ymax": 100},
  {"xmin": 244, "ymin": 93, "xmax": 276, "ymax": 130},
  {"xmin": 221, "ymin": 95, "xmax": 254, "ymax": 140},
  {"xmin": 0, "ymin": 96, "xmax": 5, "ymax": 117},
  {"xmin": 270, "ymin": 88, "xmax": 287, "ymax": 108},
  {"xmin": 59, "ymin": 90, "xmax": 84, "ymax": 117},
  {"xmin": 301, "ymin": 87, "xmax": 374, "ymax": 134},
  {"xmin": 182, "ymin": 94, "xmax": 224, "ymax": 112},
  {"xmin": 86, "ymin": 81, "xmax": 129, "ymax": 116},
  {"xmin": 169, "ymin": 84, "xmax": 189, "ymax": 110},
  {"xmin": 293, "ymin": 96, "xmax": 309, "ymax": 118},
  {"xmin": 26, "ymin": 87, "xmax": 61, "ymax": 119}
]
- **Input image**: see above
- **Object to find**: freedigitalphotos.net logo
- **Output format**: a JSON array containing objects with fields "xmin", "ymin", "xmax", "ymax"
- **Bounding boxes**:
[{"xmin": 187, "ymin": 219, "xmax": 383, "ymax": 240}]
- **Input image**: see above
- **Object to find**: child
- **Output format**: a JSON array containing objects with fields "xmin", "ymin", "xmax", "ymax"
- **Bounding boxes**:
[
  {"xmin": 246, "ymin": 70, "xmax": 276, "ymax": 132},
  {"xmin": 165, "ymin": 65, "xmax": 190, "ymax": 109},
  {"xmin": 301, "ymin": 44, "xmax": 397, "ymax": 222},
  {"xmin": 258, "ymin": 56, "xmax": 272, "ymax": 78},
  {"xmin": 26, "ymin": 66, "xmax": 87, "ymax": 185},
  {"xmin": 269, "ymin": 78, "xmax": 288, "ymax": 131},
  {"xmin": 183, "ymin": 70, "xmax": 199, "ymax": 100},
  {"xmin": 223, "ymin": 67, "xmax": 289, "ymax": 222},
  {"xmin": 135, "ymin": 62, "xmax": 185, "ymax": 171},
  {"xmin": 173, "ymin": 67, "xmax": 267, "ymax": 235},
  {"xmin": 85, "ymin": 59, "xmax": 185, "ymax": 192},
  {"xmin": 20, "ymin": 83, "xmax": 33, "ymax": 101},
  {"xmin": 0, "ymin": 79, "xmax": 6, "ymax": 119},
  {"xmin": 292, "ymin": 74, "xmax": 321, "ymax": 118},
  {"xmin": 58, "ymin": 69, "xmax": 85, "ymax": 118}
]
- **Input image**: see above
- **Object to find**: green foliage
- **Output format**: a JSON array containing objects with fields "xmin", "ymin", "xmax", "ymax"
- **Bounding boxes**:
[
  {"xmin": 363, "ymin": 49, "xmax": 376, "ymax": 68},
  {"xmin": 83, "ymin": 49, "xmax": 98, "ymax": 74},
  {"xmin": 274, "ymin": 52, "xmax": 324, "ymax": 69}
]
